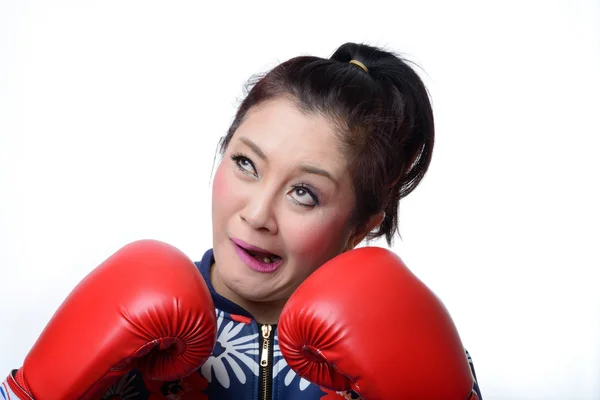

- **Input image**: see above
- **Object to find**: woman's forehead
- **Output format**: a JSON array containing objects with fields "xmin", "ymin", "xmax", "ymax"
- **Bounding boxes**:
[{"xmin": 231, "ymin": 98, "xmax": 348, "ymax": 165}]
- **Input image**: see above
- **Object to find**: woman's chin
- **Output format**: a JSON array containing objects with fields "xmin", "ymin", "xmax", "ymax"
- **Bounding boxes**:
[{"xmin": 230, "ymin": 281, "xmax": 285, "ymax": 304}]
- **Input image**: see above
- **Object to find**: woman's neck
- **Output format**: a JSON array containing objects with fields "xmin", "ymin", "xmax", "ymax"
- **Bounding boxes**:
[{"xmin": 209, "ymin": 262, "xmax": 285, "ymax": 325}]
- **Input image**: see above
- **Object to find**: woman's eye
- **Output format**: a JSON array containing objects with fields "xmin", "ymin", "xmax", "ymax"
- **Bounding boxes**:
[
  {"xmin": 289, "ymin": 185, "xmax": 319, "ymax": 207},
  {"xmin": 231, "ymin": 154, "xmax": 257, "ymax": 175}
]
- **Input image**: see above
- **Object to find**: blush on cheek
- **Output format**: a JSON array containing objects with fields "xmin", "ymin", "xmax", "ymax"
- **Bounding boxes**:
[
  {"xmin": 288, "ymin": 219, "xmax": 349, "ymax": 268},
  {"xmin": 212, "ymin": 164, "xmax": 230, "ymax": 203}
]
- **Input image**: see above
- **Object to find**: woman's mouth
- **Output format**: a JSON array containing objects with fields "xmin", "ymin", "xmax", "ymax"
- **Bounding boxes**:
[
  {"xmin": 244, "ymin": 248, "xmax": 282, "ymax": 264},
  {"xmin": 230, "ymin": 238, "xmax": 283, "ymax": 273}
]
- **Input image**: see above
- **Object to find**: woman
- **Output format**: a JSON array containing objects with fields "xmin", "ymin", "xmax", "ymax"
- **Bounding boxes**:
[
  {"xmin": 4, "ymin": 42, "xmax": 482, "ymax": 400},
  {"xmin": 106, "ymin": 42, "xmax": 483, "ymax": 399}
]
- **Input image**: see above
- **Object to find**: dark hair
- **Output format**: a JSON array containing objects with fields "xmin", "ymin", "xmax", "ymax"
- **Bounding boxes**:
[{"xmin": 219, "ymin": 42, "xmax": 434, "ymax": 246}]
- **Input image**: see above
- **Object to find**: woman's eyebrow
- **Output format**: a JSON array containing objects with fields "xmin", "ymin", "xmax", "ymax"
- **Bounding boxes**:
[{"xmin": 238, "ymin": 136, "xmax": 338, "ymax": 187}]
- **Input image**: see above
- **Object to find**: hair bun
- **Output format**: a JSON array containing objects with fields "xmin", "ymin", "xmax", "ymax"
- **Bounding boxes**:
[{"xmin": 329, "ymin": 42, "xmax": 362, "ymax": 62}]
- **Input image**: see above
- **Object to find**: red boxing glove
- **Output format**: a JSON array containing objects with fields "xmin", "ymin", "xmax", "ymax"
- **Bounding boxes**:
[
  {"xmin": 2, "ymin": 239, "xmax": 217, "ymax": 400},
  {"xmin": 278, "ymin": 247, "xmax": 478, "ymax": 400}
]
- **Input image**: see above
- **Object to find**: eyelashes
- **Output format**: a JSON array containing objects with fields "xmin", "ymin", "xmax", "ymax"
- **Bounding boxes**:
[
  {"xmin": 229, "ymin": 152, "xmax": 320, "ymax": 207},
  {"xmin": 230, "ymin": 152, "xmax": 256, "ymax": 175},
  {"xmin": 288, "ymin": 183, "xmax": 320, "ymax": 207}
]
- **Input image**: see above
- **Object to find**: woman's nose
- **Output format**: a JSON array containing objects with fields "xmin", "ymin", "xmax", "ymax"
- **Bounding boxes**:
[{"xmin": 239, "ymin": 189, "xmax": 278, "ymax": 235}]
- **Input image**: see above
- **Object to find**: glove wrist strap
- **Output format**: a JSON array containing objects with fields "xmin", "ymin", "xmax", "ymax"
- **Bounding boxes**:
[{"xmin": 2, "ymin": 369, "xmax": 34, "ymax": 400}]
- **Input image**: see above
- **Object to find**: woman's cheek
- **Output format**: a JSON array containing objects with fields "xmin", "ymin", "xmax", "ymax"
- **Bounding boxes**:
[
  {"xmin": 212, "ymin": 164, "xmax": 233, "ymax": 205},
  {"xmin": 285, "ymin": 216, "xmax": 349, "ymax": 267}
]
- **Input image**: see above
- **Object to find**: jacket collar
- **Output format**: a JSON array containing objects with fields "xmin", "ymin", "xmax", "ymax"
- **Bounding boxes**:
[{"xmin": 196, "ymin": 248, "xmax": 255, "ymax": 319}]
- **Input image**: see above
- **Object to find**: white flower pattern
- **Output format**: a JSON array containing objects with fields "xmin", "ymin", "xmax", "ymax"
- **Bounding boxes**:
[{"xmin": 200, "ymin": 309, "xmax": 260, "ymax": 388}]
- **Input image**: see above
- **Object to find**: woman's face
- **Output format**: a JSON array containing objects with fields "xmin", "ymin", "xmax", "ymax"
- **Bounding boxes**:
[{"xmin": 211, "ymin": 97, "xmax": 361, "ymax": 305}]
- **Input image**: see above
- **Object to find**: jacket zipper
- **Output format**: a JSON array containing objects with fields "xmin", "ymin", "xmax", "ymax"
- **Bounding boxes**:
[{"xmin": 259, "ymin": 324, "xmax": 273, "ymax": 400}]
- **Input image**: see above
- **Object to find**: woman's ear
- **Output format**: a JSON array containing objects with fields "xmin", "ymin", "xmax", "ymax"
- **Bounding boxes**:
[{"xmin": 345, "ymin": 211, "xmax": 386, "ymax": 250}]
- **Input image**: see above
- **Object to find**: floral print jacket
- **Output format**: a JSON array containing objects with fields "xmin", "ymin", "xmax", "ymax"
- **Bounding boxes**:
[{"xmin": 1, "ymin": 249, "xmax": 483, "ymax": 400}]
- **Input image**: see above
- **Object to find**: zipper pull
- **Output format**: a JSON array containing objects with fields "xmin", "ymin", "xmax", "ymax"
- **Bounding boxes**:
[{"xmin": 260, "ymin": 324, "xmax": 272, "ymax": 367}]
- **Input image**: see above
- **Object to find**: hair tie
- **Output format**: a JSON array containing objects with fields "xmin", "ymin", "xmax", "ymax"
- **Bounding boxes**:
[{"xmin": 349, "ymin": 59, "xmax": 368, "ymax": 73}]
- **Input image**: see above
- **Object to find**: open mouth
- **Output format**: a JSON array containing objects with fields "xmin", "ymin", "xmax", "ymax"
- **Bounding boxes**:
[
  {"xmin": 230, "ymin": 238, "xmax": 283, "ymax": 266},
  {"xmin": 242, "ymin": 248, "xmax": 282, "ymax": 264}
]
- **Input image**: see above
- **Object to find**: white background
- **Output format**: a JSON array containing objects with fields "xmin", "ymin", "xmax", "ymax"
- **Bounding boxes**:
[{"xmin": 1, "ymin": 1, "xmax": 599, "ymax": 399}]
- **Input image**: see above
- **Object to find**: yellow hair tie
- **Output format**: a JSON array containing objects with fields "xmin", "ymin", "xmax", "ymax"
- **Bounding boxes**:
[{"xmin": 349, "ymin": 59, "xmax": 368, "ymax": 73}]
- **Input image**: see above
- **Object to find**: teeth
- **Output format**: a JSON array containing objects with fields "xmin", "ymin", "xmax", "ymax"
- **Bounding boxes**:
[{"xmin": 254, "ymin": 254, "xmax": 276, "ymax": 264}]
